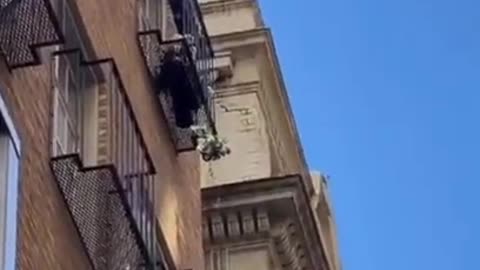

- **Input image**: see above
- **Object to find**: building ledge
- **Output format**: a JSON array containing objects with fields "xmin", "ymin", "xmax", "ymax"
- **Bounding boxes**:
[
  {"xmin": 202, "ymin": 175, "xmax": 332, "ymax": 270},
  {"xmin": 199, "ymin": 0, "xmax": 265, "ymax": 27}
]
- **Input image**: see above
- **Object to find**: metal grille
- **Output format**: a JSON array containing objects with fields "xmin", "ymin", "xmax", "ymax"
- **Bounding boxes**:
[
  {"xmin": 0, "ymin": 0, "xmax": 62, "ymax": 68},
  {"xmin": 137, "ymin": 0, "xmax": 215, "ymax": 151},
  {"xmin": 51, "ymin": 155, "xmax": 150, "ymax": 270},
  {"xmin": 158, "ymin": 84, "xmax": 210, "ymax": 151},
  {"xmin": 168, "ymin": 0, "xmax": 215, "ymax": 114}
]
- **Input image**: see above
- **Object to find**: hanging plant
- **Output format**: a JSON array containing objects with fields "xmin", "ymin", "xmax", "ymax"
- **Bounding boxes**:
[{"xmin": 191, "ymin": 125, "xmax": 231, "ymax": 161}]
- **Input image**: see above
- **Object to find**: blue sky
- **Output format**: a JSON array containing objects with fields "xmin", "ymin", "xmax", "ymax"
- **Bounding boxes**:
[{"xmin": 259, "ymin": 0, "xmax": 480, "ymax": 269}]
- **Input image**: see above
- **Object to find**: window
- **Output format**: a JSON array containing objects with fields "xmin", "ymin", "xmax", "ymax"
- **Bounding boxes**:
[
  {"xmin": 51, "ymin": 0, "xmax": 99, "ymax": 165},
  {"xmin": 52, "ymin": 54, "xmax": 81, "ymax": 156},
  {"xmin": 138, "ymin": 0, "xmax": 164, "ymax": 68},
  {"xmin": 138, "ymin": 0, "xmax": 163, "ymax": 31},
  {"xmin": 0, "ymin": 91, "xmax": 21, "ymax": 270}
]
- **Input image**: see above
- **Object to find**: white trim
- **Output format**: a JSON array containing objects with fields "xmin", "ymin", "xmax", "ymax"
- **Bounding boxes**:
[
  {"xmin": 0, "ymin": 93, "xmax": 20, "ymax": 154},
  {"xmin": 138, "ymin": 0, "xmax": 162, "ymax": 31},
  {"xmin": 0, "ymin": 90, "xmax": 21, "ymax": 270},
  {"xmin": 3, "ymin": 141, "xmax": 19, "ymax": 270}
]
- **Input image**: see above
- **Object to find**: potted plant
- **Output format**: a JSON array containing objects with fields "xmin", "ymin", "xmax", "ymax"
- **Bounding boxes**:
[{"xmin": 191, "ymin": 125, "xmax": 231, "ymax": 161}]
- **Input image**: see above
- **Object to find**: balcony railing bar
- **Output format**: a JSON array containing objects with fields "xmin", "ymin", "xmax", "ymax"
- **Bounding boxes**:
[
  {"xmin": 101, "ymin": 58, "xmax": 158, "ymax": 268},
  {"xmin": 92, "ymin": 57, "xmax": 156, "ymax": 174},
  {"xmin": 50, "ymin": 49, "xmax": 160, "ymax": 269},
  {"xmin": 169, "ymin": 0, "xmax": 213, "ymax": 58},
  {"xmin": 169, "ymin": 0, "xmax": 215, "ymax": 114},
  {"xmin": 159, "ymin": 37, "xmax": 216, "ymax": 133}
]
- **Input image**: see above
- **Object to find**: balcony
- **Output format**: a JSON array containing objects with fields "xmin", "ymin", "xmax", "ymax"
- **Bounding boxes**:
[
  {"xmin": 138, "ymin": 0, "xmax": 216, "ymax": 151},
  {"xmin": 0, "ymin": 0, "xmax": 63, "ymax": 69},
  {"xmin": 49, "ymin": 50, "xmax": 161, "ymax": 269}
]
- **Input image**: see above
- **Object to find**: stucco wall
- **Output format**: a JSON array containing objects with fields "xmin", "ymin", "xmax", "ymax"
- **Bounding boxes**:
[
  {"xmin": 0, "ymin": 53, "xmax": 93, "ymax": 270},
  {"xmin": 200, "ymin": 0, "xmax": 262, "ymax": 36},
  {"xmin": 203, "ymin": 87, "xmax": 271, "ymax": 187},
  {"xmin": 200, "ymin": 2, "xmax": 304, "ymax": 187}
]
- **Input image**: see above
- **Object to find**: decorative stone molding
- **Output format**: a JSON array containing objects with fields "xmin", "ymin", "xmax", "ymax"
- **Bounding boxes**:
[
  {"xmin": 204, "ymin": 207, "xmax": 311, "ymax": 270},
  {"xmin": 241, "ymin": 209, "xmax": 255, "ymax": 235},
  {"xmin": 202, "ymin": 175, "xmax": 330, "ymax": 270},
  {"xmin": 273, "ymin": 220, "xmax": 308, "ymax": 270},
  {"xmin": 227, "ymin": 212, "xmax": 241, "ymax": 237},
  {"xmin": 213, "ymin": 51, "xmax": 234, "ymax": 83},
  {"xmin": 203, "ymin": 207, "xmax": 271, "ymax": 242},
  {"xmin": 214, "ymin": 81, "xmax": 260, "ymax": 97},
  {"xmin": 257, "ymin": 208, "xmax": 270, "ymax": 232},
  {"xmin": 200, "ymin": 0, "xmax": 261, "ymax": 22},
  {"xmin": 211, "ymin": 213, "xmax": 226, "ymax": 239}
]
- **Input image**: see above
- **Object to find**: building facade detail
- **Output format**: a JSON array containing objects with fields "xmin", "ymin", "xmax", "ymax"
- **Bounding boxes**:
[
  {"xmin": 0, "ymin": 0, "xmax": 341, "ymax": 270},
  {"xmin": 200, "ymin": 1, "xmax": 341, "ymax": 270},
  {"xmin": 202, "ymin": 175, "xmax": 332, "ymax": 270}
]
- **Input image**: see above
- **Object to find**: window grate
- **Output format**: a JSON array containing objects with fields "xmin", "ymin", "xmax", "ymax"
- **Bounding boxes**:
[
  {"xmin": 0, "ymin": 0, "xmax": 63, "ymax": 68},
  {"xmin": 50, "ymin": 50, "xmax": 161, "ymax": 270},
  {"xmin": 51, "ymin": 154, "xmax": 152, "ymax": 270}
]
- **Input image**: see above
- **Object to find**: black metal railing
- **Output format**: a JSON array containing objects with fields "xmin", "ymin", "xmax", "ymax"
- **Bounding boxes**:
[
  {"xmin": 50, "ymin": 50, "xmax": 161, "ymax": 270},
  {"xmin": 168, "ymin": 0, "xmax": 215, "ymax": 111},
  {"xmin": 138, "ymin": 0, "xmax": 216, "ymax": 151},
  {"xmin": 0, "ymin": 0, "xmax": 62, "ymax": 69}
]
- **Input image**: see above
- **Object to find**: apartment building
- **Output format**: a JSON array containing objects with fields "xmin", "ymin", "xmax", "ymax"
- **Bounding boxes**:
[
  {"xmin": 199, "ymin": 1, "xmax": 342, "ymax": 270},
  {"xmin": 0, "ymin": 0, "xmax": 340, "ymax": 270},
  {"xmin": 0, "ymin": 0, "xmax": 219, "ymax": 269}
]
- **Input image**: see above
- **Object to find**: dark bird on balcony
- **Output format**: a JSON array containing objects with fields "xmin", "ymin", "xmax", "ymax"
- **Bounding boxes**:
[{"xmin": 154, "ymin": 44, "xmax": 200, "ymax": 128}]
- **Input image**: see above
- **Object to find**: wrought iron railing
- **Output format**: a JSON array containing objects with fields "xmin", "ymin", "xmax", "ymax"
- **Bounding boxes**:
[
  {"xmin": 168, "ymin": 0, "xmax": 215, "ymax": 112},
  {"xmin": 49, "ymin": 50, "xmax": 161, "ymax": 270},
  {"xmin": 138, "ymin": 0, "xmax": 216, "ymax": 151},
  {"xmin": 0, "ymin": 0, "xmax": 63, "ymax": 69}
]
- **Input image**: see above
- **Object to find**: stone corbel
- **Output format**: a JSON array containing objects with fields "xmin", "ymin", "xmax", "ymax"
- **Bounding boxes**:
[
  {"xmin": 212, "ymin": 51, "xmax": 234, "ymax": 83},
  {"xmin": 211, "ymin": 213, "xmax": 226, "ymax": 239}
]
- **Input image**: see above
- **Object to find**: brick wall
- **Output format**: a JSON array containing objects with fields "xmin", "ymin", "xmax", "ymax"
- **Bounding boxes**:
[
  {"xmin": 0, "ymin": 0, "xmax": 205, "ymax": 269},
  {"xmin": 0, "ymin": 61, "xmax": 92, "ymax": 269},
  {"xmin": 71, "ymin": 0, "xmax": 204, "ymax": 268}
]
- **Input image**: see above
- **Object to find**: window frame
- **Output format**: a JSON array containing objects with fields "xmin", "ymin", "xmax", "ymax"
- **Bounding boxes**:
[
  {"xmin": 138, "ymin": 0, "xmax": 163, "ymax": 31},
  {"xmin": 52, "ymin": 53, "xmax": 82, "ymax": 156},
  {"xmin": 0, "ymin": 89, "xmax": 21, "ymax": 270},
  {"xmin": 51, "ymin": 0, "xmax": 100, "ymax": 163}
]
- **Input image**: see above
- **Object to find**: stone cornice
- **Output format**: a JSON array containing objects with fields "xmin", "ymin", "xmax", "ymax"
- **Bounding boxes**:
[
  {"xmin": 202, "ymin": 175, "xmax": 331, "ymax": 270},
  {"xmin": 200, "ymin": 0, "xmax": 264, "ymax": 26},
  {"xmin": 215, "ymin": 81, "xmax": 261, "ymax": 98},
  {"xmin": 200, "ymin": 0, "xmax": 253, "ymax": 13},
  {"xmin": 208, "ymin": 28, "xmax": 314, "ymax": 197}
]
